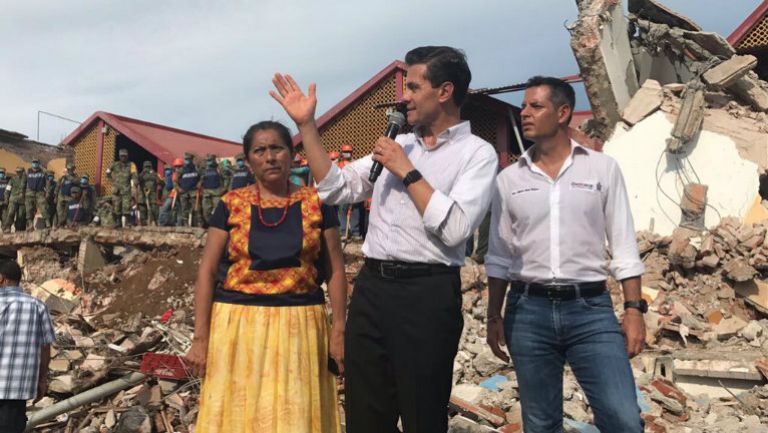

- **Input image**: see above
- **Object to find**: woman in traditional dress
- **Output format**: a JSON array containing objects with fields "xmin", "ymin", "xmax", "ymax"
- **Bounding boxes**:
[{"xmin": 185, "ymin": 120, "xmax": 346, "ymax": 433}]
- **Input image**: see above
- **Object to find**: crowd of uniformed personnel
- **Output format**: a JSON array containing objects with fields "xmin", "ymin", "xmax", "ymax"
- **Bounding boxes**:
[{"xmin": 0, "ymin": 150, "xmax": 255, "ymax": 232}]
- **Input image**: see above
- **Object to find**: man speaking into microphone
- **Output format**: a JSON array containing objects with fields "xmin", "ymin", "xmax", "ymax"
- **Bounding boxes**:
[{"xmin": 271, "ymin": 46, "xmax": 497, "ymax": 433}]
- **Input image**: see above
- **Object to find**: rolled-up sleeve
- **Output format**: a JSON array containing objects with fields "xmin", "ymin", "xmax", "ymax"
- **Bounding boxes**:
[
  {"xmin": 605, "ymin": 159, "xmax": 645, "ymax": 280},
  {"xmin": 316, "ymin": 157, "xmax": 374, "ymax": 205},
  {"xmin": 421, "ymin": 145, "xmax": 498, "ymax": 247},
  {"xmin": 485, "ymin": 177, "xmax": 515, "ymax": 280}
]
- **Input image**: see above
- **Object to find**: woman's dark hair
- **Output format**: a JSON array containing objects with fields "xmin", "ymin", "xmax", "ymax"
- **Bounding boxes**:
[
  {"xmin": 242, "ymin": 121, "xmax": 295, "ymax": 156},
  {"xmin": 404, "ymin": 46, "xmax": 472, "ymax": 106},
  {"xmin": 0, "ymin": 259, "xmax": 22, "ymax": 283}
]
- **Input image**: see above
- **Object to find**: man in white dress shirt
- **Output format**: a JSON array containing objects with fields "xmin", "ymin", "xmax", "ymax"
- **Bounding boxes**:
[
  {"xmin": 271, "ymin": 46, "xmax": 498, "ymax": 433},
  {"xmin": 485, "ymin": 76, "xmax": 646, "ymax": 433}
]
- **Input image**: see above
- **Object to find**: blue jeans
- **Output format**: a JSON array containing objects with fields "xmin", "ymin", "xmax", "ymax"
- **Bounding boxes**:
[
  {"xmin": 339, "ymin": 203, "xmax": 362, "ymax": 236},
  {"xmin": 503, "ymin": 290, "xmax": 643, "ymax": 433}
]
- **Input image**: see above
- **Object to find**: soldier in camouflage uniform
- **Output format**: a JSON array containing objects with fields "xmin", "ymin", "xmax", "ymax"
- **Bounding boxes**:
[
  {"xmin": 200, "ymin": 154, "xmax": 227, "ymax": 225},
  {"xmin": 107, "ymin": 148, "xmax": 138, "ymax": 227},
  {"xmin": 3, "ymin": 167, "xmax": 26, "ymax": 233},
  {"xmin": 176, "ymin": 152, "xmax": 201, "ymax": 226},
  {"xmin": 92, "ymin": 197, "xmax": 117, "ymax": 228},
  {"xmin": 228, "ymin": 153, "xmax": 254, "ymax": 191},
  {"xmin": 56, "ymin": 162, "xmax": 78, "ymax": 227},
  {"xmin": 65, "ymin": 186, "xmax": 93, "ymax": 226},
  {"xmin": 138, "ymin": 161, "xmax": 160, "ymax": 225},
  {"xmin": 0, "ymin": 168, "xmax": 8, "ymax": 225},
  {"xmin": 78, "ymin": 175, "xmax": 96, "ymax": 219},
  {"xmin": 44, "ymin": 170, "xmax": 58, "ymax": 228},
  {"xmin": 25, "ymin": 158, "xmax": 48, "ymax": 230}
]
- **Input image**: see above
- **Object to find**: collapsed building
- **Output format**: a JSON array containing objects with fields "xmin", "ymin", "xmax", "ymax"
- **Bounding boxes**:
[{"xmin": 5, "ymin": 1, "xmax": 768, "ymax": 432}]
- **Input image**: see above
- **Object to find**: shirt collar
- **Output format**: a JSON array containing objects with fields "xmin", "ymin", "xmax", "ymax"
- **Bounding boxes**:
[
  {"xmin": 520, "ymin": 139, "xmax": 586, "ymax": 167},
  {"xmin": 1, "ymin": 285, "xmax": 22, "ymax": 293},
  {"xmin": 414, "ymin": 121, "xmax": 471, "ymax": 150}
]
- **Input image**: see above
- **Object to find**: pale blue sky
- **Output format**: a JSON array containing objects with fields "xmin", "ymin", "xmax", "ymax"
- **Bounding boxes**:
[{"xmin": 0, "ymin": 0, "xmax": 760, "ymax": 144}]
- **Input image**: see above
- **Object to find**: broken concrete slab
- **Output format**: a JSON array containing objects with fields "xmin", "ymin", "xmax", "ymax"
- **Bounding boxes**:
[
  {"xmin": 703, "ymin": 55, "xmax": 758, "ymax": 88},
  {"xmin": 682, "ymin": 31, "xmax": 736, "ymax": 59},
  {"xmin": 734, "ymin": 279, "xmax": 768, "ymax": 314},
  {"xmin": 672, "ymin": 349, "xmax": 765, "ymax": 381},
  {"xmin": 667, "ymin": 83, "xmax": 705, "ymax": 152},
  {"xmin": 78, "ymin": 236, "xmax": 107, "ymax": 274},
  {"xmin": 622, "ymin": 79, "xmax": 664, "ymax": 125},
  {"xmin": 0, "ymin": 227, "xmax": 207, "ymax": 249},
  {"xmin": 679, "ymin": 183, "xmax": 707, "ymax": 229},
  {"xmin": 728, "ymin": 73, "xmax": 768, "ymax": 112},
  {"xmin": 714, "ymin": 316, "xmax": 749, "ymax": 340},
  {"xmin": 629, "ymin": 0, "xmax": 702, "ymax": 31},
  {"xmin": 570, "ymin": 0, "xmax": 640, "ymax": 140}
]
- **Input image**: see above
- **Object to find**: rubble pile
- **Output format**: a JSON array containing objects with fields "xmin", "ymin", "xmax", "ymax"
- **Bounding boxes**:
[{"xmin": 18, "ymin": 244, "xmax": 201, "ymax": 432}]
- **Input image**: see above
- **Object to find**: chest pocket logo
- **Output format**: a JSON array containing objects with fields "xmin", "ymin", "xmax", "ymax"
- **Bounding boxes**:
[{"xmin": 570, "ymin": 181, "xmax": 601, "ymax": 193}]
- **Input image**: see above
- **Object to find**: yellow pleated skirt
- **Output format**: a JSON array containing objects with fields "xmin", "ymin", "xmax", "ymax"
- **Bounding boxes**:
[{"xmin": 195, "ymin": 302, "xmax": 342, "ymax": 433}]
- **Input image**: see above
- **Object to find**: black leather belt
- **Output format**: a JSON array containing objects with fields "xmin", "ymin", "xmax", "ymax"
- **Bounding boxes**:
[
  {"xmin": 364, "ymin": 258, "xmax": 459, "ymax": 279},
  {"xmin": 511, "ymin": 281, "xmax": 606, "ymax": 300}
]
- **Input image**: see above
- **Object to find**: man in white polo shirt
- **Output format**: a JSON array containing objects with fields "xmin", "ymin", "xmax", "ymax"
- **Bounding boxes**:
[{"xmin": 485, "ymin": 76, "xmax": 646, "ymax": 433}]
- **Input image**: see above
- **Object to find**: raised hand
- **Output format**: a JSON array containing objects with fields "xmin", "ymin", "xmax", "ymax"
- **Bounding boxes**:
[{"xmin": 270, "ymin": 73, "xmax": 317, "ymax": 126}]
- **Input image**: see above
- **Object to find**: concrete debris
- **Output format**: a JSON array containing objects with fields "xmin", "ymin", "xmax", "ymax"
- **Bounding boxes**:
[
  {"xmin": 666, "ymin": 82, "xmax": 705, "ymax": 153},
  {"xmin": 703, "ymin": 55, "xmax": 758, "ymax": 89},
  {"xmin": 622, "ymin": 79, "xmax": 664, "ymax": 125}
]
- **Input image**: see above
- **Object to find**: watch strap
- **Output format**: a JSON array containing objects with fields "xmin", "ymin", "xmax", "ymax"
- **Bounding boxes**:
[{"xmin": 402, "ymin": 169, "xmax": 423, "ymax": 188}]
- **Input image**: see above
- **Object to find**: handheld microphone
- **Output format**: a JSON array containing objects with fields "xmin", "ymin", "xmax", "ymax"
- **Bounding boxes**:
[{"xmin": 369, "ymin": 111, "xmax": 406, "ymax": 182}]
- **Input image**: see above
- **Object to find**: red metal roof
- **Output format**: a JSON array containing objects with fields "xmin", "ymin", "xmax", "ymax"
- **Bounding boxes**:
[
  {"xmin": 727, "ymin": 1, "xmax": 768, "ymax": 46},
  {"xmin": 293, "ymin": 60, "xmax": 408, "ymax": 146},
  {"xmin": 62, "ymin": 111, "xmax": 241, "ymax": 164}
]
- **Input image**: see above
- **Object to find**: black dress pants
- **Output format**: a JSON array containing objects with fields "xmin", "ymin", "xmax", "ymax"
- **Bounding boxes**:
[
  {"xmin": 345, "ymin": 267, "xmax": 463, "ymax": 433},
  {"xmin": 0, "ymin": 400, "xmax": 27, "ymax": 433}
]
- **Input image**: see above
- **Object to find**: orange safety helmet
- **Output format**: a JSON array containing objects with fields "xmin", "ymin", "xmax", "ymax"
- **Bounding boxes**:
[
  {"xmin": 173, "ymin": 158, "xmax": 183, "ymax": 167},
  {"xmin": 341, "ymin": 144, "xmax": 353, "ymax": 152},
  {"xmin": 329, "ymin": 151, "xmax": 340, "ymax": 160}
]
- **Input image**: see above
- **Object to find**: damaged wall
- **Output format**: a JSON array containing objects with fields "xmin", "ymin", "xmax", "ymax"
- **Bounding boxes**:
[{"xmin": 605, "ymin": 111, "xmax": 759, "ymax": 236}]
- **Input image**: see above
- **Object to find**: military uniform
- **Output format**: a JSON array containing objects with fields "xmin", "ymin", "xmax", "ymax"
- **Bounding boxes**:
[
  {"xmin": 44, "ymin": 170, "xmax": 58, "ymax": 227},
  {"xmin": 107, "ymin": 148, "xmax": 137, "ymax": 226},
  {"xmin": 138, "ymin": 161, "xmax": 160, "ymax": 225},
  {"xmin": 200, "ymin": 154, "xmax": 226, "ymax": 225},
  {"xmin": 0, "ymin": 168, "xmax": 9, "ymax": 226},
  {"xmin": 78, "ymin": 175, "xmax": 96, "ymax": 220},
  {"xmin": 25, "ymin": 160, "xmax": 48, "ymax": 230},
  {"xmin": 3, "ymin": 168, "xmax": 26, "ymax": 232},
  {"xmin": 176, "ymin": 152, "xmax": 201, "ymax": 226},
  {"xmin": 56, "ymin": 163, "xmax": 78, "ymax": 227},
  {"xmin": 93, "ymin": 197, "xmax": 117, "ymax": 228},
  {"xmin": 228, "ymin": 153, "xmax": 254, "ymax": 191},
  {"xmin": 65, "ymin": 186, "xmax": 91, "ymax": 226}
]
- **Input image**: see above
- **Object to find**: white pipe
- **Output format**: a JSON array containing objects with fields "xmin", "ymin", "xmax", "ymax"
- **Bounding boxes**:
[{"xmin": 25, "ymin": 372, "xmax": 147, "ymax": 431}]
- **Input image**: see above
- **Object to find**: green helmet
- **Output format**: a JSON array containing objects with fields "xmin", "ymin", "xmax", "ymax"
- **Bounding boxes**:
[
  {"xmin": 206, "ymin": 154, "xmax": 216, "ymax": 161},
  {"xmin": 235, "ymin": 153, "xmax": 245, "ymax": 161},
  {"xmin": 46, "ymin": 170, "xmax": 54, "ymax": 176},
  {"xmin": 16, "ymin": 167, "xmax": 24, "ymax": 173},
  {"xmin": 184, "ymin": 152, "xmax": 194, "ymax": 160},
  {"xmin": 66, "ymin": 162, "xmax": 75, "ymax": 170},
  {"xmin": 31, "ymin": 158, "xmax": 40, "ymax": 164},
  {"xmin": 118, "ymin": 149, "xmax": 128, "ymax": 156},
  {"xmin": 143, "ymin": 161, "xmax": 152, "ymax": 169}
]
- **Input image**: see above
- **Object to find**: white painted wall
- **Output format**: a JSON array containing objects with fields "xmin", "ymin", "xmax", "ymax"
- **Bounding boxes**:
[{"xmin": 604, "ymin": 111, "xmax": 760, "ymax": 236}]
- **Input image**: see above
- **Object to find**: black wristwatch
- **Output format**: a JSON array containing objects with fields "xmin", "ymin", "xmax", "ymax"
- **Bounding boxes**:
[
  {"xmin": 402, "ymin": 169, "xmax": 423, "ymax": 188},
  {"xmin": 623, "ymin": 300, "xmax": 648, "ymax": 314}
]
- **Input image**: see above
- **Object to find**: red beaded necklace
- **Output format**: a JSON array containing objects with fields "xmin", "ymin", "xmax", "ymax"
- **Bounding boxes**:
[{"xmin": 255, "ymin": 180, "xmax": 291, "ymax": 228}]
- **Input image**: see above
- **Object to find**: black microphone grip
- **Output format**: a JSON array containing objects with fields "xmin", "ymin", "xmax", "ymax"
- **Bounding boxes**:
[{"xmin": 369, "ymin": 120, "xmax": 402, "ymax": 182}]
